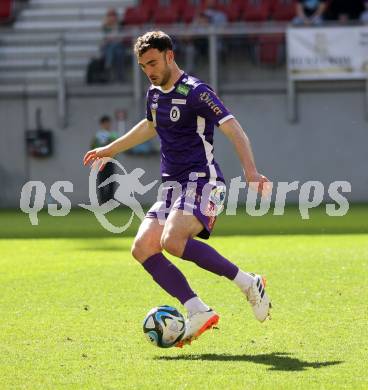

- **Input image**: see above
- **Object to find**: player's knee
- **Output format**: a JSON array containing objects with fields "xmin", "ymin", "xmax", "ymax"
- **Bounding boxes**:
[
  {"xmin": 131, "ymin": 236, "xmax": 161, "ymax": 263},
  {"xmin": 131, "ymin": 241, "xmax": 143, "ymax": 262},
  {"xmin": 161, "ymin": 232, "xmax": 185, "ymax": 257}
]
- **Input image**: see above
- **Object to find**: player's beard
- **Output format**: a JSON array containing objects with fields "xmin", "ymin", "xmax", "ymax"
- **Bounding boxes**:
[{"xmin": 158, "ymin": 63, "xmax": 171, "ymax": 87}]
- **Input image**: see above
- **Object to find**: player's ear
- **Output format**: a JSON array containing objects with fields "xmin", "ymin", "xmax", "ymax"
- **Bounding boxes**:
[{"xmin": 166, "ymin": 50, "xmax": 174, "ymax": 64}]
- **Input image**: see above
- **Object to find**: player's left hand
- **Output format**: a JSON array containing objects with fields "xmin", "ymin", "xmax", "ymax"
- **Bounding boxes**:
[{"xmin": 246, "ymin": 172, "xmax": 272, "ymax": 196}]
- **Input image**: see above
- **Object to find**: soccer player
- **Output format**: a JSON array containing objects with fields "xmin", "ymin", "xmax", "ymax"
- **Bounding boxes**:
[{"xmin": 83, "ymin": 31, "xmax": 272, "ymax": 347}]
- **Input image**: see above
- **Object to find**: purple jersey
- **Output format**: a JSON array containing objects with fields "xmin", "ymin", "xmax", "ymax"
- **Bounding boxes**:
[{"xmin": 146, "ymin": 73, "xmax": 233, "ymax": 182}]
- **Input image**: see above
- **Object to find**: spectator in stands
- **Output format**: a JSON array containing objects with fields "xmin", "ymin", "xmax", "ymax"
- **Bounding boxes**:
[
  {"xmin": 361, "ymin": 0, "xmax": 368, "ymax": 23},
  {"xmin": 91, "ymin": 115, "xmax": 119, "ymax": 203},
  {"xmin": 293, "ymin": 0, "xmax": 327, "ymax": 25},
  {"xmin": 101, "ymin": 8, "xmax": 125, "ymax": 82},
  {"xmin": 327, "ymin": 0, "xmax": 364, "ymax": 22},
  {"xmin": 201, "ymin": 0, "xmax": 228, "ymax": 26}
]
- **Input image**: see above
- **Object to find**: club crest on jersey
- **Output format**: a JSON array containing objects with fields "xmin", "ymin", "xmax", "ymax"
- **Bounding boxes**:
[
  {"xmin": 199, "ymin": 91, "xmax": 223, "ymax": 116},
  {"xmin": 170, "ymin": 106, "xmax": 180, "ymax": 122}
]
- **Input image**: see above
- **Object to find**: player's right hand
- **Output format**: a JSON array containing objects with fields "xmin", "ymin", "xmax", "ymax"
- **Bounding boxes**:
[
  {"xmin": 83, "ymin": 146, "xmax": 114, "ymax": 171},
  {"xmin": 247, "ymin": 172, "xmax": 272, "ymax": 197}
]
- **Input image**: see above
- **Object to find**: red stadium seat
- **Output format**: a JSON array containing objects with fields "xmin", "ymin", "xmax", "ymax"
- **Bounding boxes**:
[
  {"xmin": 141, "ymin": 0, "xmax": 159, "ymax": 9},
  {"xmin": 256, "ymin": 34, "xmax": 285, "ymax": 65},
  {"xmin": 181, "ymin": 6, "xmax": 196, "ymax": 23},
  {"xmin": 152, "ymin": 4, "xmax": 181, "ymax": 24},
  {"xmin": 180, "ymin": 0, "xmax": 229, "ymax": 24},
  {"xmin": 0, "ymin": 0, "xmax": 14, "ymax": 23},
  {"xmin": 171, "ymin": 0, "xmax": 195, "ymax": 14},
  {"xmin": 225, "ymin": 1, "xmax": 245, "ymax": 22},
  {"xmin": 241, "ymin": 0, "xmax": 271, "ymax": 22},
  {"xmin": 180, "ymin": 0, "xmax": 202, "ymax": 24},
  {"xmin": 122, "ymin": 0, "xmax": 158, "ymax": 26},
  {"xmin": 271, "ymin": 0, "xmax": 296, "ymax": 21},
  {"xmin": 123, "ymin": 6, "xmax": 151, "ymax": 25}
]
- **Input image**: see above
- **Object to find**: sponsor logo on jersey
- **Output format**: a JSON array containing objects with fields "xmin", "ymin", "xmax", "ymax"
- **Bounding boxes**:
[
  {"xmin": 176, "ymin": 84, "xmax": 190, "ymax": 96},
  {"xmin": 170, "ymin": 106, "xmax": 181, "ymax": 122},
  {"xmin": 199, "ymin": 91, "xmax": 223, "ymax": 116},
  {"xmin": 171, "ymin": 98, "xmax": 187, "ymax": 105}
]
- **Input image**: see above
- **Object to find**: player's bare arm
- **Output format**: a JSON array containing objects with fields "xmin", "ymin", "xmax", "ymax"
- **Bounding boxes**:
[
  {"xmin": 83, "ymin": 119, "xmax": 156, "ymax": 168},
  {"xmin": 219, "ymin": 117, "xmax": 270, "ymax": 194}
]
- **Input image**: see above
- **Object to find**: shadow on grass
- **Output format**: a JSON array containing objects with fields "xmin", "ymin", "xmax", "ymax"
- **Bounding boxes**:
[{"xmin": 155, "ymin": 352, "xmax": 343, "ymax": 372}]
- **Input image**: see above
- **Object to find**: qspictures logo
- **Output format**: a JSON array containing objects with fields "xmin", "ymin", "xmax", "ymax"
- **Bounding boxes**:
[{"xmin": 19, "ymin": 158, "xmax": 351, "ymax": 233}]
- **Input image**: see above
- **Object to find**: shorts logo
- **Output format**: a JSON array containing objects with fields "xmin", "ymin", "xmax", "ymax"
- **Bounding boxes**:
[
  {"xmin": 170, "ymin": 106, "xmax": 180, "ymax": 122},
  {"xmin": 205, "ymin": 185, "xmax": 226, "ymax": 216},
  {"xmin": 199, "ymin": 91, "xmax": 223, "ymax": 116},
  {"xmin": 209, "ymin": 186, "xmax": 226, "ymax": 207}
]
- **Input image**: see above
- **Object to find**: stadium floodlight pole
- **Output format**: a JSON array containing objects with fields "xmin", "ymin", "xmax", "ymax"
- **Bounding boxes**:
[
  {"xmin": 286, "ymin": 27, "xmax": 297, "ymax": 123},
  {"xmin": 57, "ymin": 34, "xmax": 67, "ymax": 129},
  {"xmin": 208, "ymin": 26, "xmax": 218, "ymax": 93},
  {"xmin": 365, "ymin": 76, "xmax": 368, "ymax": 121},
  {"xmin": 287, "ymin": 78, "xmax": 296, "ymax": 123}
]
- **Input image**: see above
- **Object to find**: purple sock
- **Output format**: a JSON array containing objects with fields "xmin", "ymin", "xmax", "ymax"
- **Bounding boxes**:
[
  {"xmin": 142, "ymin": 253, "xmax": 197, "ymax": 305},
  {"xmin": 182, "ymin": 238, "xmax": 239, "ymax": 280}
]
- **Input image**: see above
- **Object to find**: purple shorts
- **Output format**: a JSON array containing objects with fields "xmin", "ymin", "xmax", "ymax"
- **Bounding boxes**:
[{"xmin": 146, "ymin": 179, "xmax": 226, "ymax": 239}]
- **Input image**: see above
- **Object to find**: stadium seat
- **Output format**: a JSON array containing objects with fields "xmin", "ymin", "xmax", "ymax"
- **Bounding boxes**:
[
  {"xmin": 0, "ymin": 0, "xmax": 14, "ymax": 23},
  {"xmin": 123, "ymin": 0, "xmax": 158, "ymax": 26},
  {"xmin": 271, "ymin": 0, "xmax": 296, "ymax": 21},
  {"xmin": 242, "ymin": 0, "xmax": 271, "ymax": 22},
  {"xmin": 255, "ymin": 34, "xmax": 284, "ymax": 65},
  {"xmin": 179, "ymin": 0, "xmax": 205, "ymax": 24},
  {"xmin": 142, "ymin": 0, "xmax": 159, "ymax": 10},
  {"xmin": 123, "ymin": 7, "xmax": 149, "ymax": 25},
  {"xmin": 171, "ymin": 0, "xmax": 193, "ymax": 14},
  {"xmin": 224, "ymin": 0, "xmax": 245, "ymax": 22},
  {"xmin": 180, "ymin": 5, "xmax": 195, "ymax": 23},
  {"xmin": 152, "ymin": 3, "xmax": 180, "ymax": 25}
]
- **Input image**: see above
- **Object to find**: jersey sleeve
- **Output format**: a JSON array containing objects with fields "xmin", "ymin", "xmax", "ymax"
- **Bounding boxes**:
[
  {"xmin": 146, "ymin": 90, "xmax": 153, "ymax": 122},
  {"xmin": 188, "ymin": 84, "xmax": 234, "ymax": 126}
]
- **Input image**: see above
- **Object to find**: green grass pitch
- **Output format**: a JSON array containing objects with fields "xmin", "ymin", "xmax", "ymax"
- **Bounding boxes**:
[{"xmin": 0, "ymin": 206, "xmax": 367, "ymax": 389}]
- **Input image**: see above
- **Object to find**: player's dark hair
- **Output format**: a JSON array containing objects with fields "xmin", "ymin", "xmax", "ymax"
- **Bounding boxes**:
[
  {"xmin": 99, "ymin": 115, "xmax": 111, "ymax": 124},
  {"xmin": 134, "ymin": 31, "xmax": 173, "ymax": 57}
]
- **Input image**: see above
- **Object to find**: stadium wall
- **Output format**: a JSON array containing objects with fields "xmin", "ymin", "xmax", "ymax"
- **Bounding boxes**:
[{"xmin": 1, "ymin": 87, "xmax": 367, "ymax": 208}]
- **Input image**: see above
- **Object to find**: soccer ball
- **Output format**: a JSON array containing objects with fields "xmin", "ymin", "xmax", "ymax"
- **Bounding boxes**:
[{"xmin": 143, "ymin": 305, "xmax": 186, "ymax": 348}]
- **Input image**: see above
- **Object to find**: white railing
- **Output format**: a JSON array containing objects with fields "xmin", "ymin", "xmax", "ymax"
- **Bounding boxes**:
[{"xmin": 52, "ymin": 23, "xmax": 288, "ymax": 128}]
